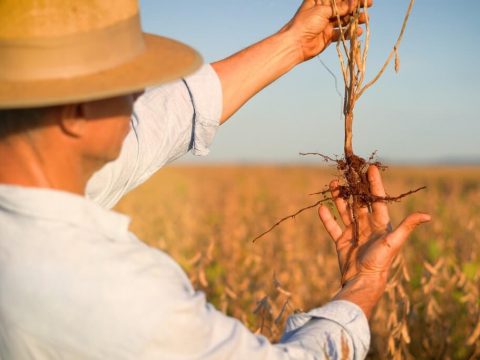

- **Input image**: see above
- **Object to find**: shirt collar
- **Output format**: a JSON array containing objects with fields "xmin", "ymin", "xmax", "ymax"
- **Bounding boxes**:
[{"xmin": 0, "ymin": 185, "xmax": 131, "ymax": 241}]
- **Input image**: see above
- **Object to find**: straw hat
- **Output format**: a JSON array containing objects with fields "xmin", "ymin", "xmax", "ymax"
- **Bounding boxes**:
[{"xmin": 0, "ymin": 0, "xmax": 202, "ymax": 109}]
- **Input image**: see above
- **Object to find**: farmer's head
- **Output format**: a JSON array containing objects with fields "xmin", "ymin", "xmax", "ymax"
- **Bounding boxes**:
[
  {"xmin": 0, "ymin": 96, "xmax": 139, "ymax": 168},
  {"xmin": 0, "ymin": 0, "xmax": 201, "ymax": 178}
]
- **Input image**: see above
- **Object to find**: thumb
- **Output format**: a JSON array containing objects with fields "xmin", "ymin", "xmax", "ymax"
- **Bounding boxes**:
[{"xmin": 388, "ymin": 213, "xmax": 431, "ymax": 251}]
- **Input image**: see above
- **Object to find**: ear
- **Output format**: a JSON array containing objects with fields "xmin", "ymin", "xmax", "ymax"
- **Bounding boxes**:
[{"xmin": 59, "ymin": 104, "xmax": 86, "ymax": 137}]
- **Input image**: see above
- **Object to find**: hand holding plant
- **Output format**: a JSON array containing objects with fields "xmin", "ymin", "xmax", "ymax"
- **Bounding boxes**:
[
  {"xmin": 319, "ymin": 166, "xmax": 431, "ymax": 318},
  {"xmin": 281, "ymin": 0, "xmax": 372, "ymax": 62}
]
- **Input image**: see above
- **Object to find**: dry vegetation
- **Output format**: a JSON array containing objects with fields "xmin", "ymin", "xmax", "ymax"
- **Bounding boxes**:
[
  {"xmin": 116, "ymin": 165, "xmax": 480, "ymax": 359},
  {"xmin": 302, "ymin": 0, "xmax": 419, "ymax": 247}
]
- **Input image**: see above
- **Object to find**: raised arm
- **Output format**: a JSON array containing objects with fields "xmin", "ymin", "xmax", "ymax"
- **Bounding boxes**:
[
  {"xmin": 87, "ymin": 0, "xmax": 372, "ymax": 208},
  {"xmin": 212, "ymin": 0, "xmax": 371, "ymax": 123}
]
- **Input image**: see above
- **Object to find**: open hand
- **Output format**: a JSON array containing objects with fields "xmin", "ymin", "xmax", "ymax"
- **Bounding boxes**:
[
  {"xmin": 318, "ymin": 166, "xmax": 430, "ymax": 318},
  {"xmin": 281, "ymin": 0, "xmax": 372, "ymax": 62}
]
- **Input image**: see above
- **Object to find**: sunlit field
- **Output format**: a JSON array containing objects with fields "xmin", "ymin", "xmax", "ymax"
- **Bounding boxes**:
[{"xmin": 115, "ymin": 165, "xmax": 480, "ymax": 359}]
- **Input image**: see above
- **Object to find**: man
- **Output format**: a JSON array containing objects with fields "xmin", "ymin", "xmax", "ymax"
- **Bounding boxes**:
[{"xmin": 0, "ymin": 0, "xmax": 430, "ymax": 358}]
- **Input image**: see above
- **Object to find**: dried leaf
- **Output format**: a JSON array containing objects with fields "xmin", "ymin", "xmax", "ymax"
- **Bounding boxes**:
[
  {"xmin": 424, "ymin": 261, "xmax": 437, "ymax": 275},
  {"xmin": 198, "ymin": 268, "xmax": 208, "ymax": 287},
  {"xmin": 402, "ymin": 263, "xmax": 411, "ymax": 282},
  {"xmin": 206, "ymin": 240, "xmax": 215, "ymax": 261},
  {"xmin": 467, "ymin": 318, "xmax": 480, "ymax": 345},
  {"xmin": 401, "ymin": 323, "xmax": 411, "ymax": 344},
  {"xmin": 388, "ymin": 312, "xmax": 398, "ymax": 327},
  {"xmin": 388, "ymin": 335, "xmax": 396, "ymax": 354},
  {"xmin": 187, "ymin": 251, "xmax": 202, "ymax": 265},
  {"xmin": 224, "ymin": 286, "xmax": 238, "ymax": 300},
  {"xmin": 397, "ymin": 284, "xmax": 407, "ymax": 299},
  {"xmin": 394, "ymin": 48, "xmax": 400, "ymax": 73},
  {"xmin": 354, "ymin": 45, "xmax": 363, "ymax": 70}
]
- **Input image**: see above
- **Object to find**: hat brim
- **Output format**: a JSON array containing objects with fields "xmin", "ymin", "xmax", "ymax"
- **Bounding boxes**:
[{"xmin": 0, "ymin": 34, "xmax": 202, "ymax": 109}]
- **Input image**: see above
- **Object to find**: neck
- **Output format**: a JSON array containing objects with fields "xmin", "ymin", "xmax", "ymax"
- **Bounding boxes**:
[{"xmin": 0, "ymin": 131, "xmax": 94, "ymax": 195}]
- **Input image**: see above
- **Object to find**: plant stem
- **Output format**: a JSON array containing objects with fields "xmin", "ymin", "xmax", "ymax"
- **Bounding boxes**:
[{"xmin": 344, "ymin": 112, "xmax": 354, "ymax": 158}]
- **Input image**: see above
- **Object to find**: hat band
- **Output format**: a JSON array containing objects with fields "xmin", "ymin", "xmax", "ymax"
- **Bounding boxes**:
[{"xmin": 0, "ymin": 15, "xmax": 145, "ymax": 81}]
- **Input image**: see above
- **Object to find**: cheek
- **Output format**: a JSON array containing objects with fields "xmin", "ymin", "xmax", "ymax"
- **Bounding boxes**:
[
  {"xmin": 84, "ymin": 117, "xmax": 130, "ymax": 158},
  {"xmin": 109, "ymin": 117, "xmax": 131, "ymax": 154},
  {"xmin": 121, "ymin": 116, "xmax": 132, "ymax": 138},
  {"xmin": 105, "ymin": 116, "xmax": 130, "ymax": 140}
]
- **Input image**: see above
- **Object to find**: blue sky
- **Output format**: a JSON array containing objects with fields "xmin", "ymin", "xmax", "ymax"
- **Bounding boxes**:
[{"xmin": 140, "ymin": 1, "xmax": 480, "ymax": 163}]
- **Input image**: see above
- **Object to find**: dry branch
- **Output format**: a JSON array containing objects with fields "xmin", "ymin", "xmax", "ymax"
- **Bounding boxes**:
[
  {"xmin": 357, "ymin": 0, "xmax": 415, "ymax": 99},
  {"xmin": 252, "ymin": 198, "xmax": 332, "ymax": 243}
]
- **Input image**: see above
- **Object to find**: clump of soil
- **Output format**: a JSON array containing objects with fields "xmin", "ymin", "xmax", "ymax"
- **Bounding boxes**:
[
  {"xmin": 252, "ymin": 152, "xmax": 425, "ymax": 244},
  {"xmin": 307, "ymin": 152, "xmax": 425, "ymax": 243}
]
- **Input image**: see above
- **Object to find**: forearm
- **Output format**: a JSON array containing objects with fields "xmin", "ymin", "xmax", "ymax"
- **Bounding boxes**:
[
  {"xmin": 333, "ymin": 274, "xmax": 387, "ymax": 319},
  {"xmin": 211, "ymin": 29, "xmax": 302, "ymax": 124}
]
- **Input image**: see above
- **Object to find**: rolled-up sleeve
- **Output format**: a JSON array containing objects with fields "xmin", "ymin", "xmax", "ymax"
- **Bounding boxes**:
[
  {"xmin": 86, "ymin": 64, "xmax": 222, "ymax": 209},
  {"xmin": 278, "ymin": 301, "xmax": 370, "ymax": 359}
]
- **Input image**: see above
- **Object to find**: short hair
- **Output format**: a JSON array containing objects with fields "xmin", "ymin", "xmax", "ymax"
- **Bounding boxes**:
[{"xmin": 0, "ymin": 107, "xmax": 51, "ymax": 139}]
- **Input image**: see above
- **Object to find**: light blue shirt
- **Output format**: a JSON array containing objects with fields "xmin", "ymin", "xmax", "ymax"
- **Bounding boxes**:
[{"xmin": 0, "ymin": 65, "xmax": 370, "ymax": 359}]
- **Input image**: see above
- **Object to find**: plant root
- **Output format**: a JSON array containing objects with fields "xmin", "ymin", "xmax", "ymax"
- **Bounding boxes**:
[
  {"xmin": 252, "ymin": 197, "xmax": 332, "ymax": 243},
  {"xmin": 253, "ymin": 152, "xmax": 426, "ymax": 243}
]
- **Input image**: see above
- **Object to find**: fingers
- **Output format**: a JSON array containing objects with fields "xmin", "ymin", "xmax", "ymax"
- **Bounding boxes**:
[
  {"xmin": 330, "ymin": 12, "xmax": 368, "ymax": 27},
  {"xmin": 329, "ymin": 7, "xmax": 368, "ymax": 43},
  {"xmin": 367, "ymin": 165, "xmax": 389, "ymax": 223},
  {"xmin": 320, "ymin": 0, "xmax": 373, "ymax": 19},
  {"xmin": 319, "ymin": 205, "xmax": 342, "ymax": 241},
  {"xmin": 332, "ymin": 26, "xmax": 363, "ymax": 42},
  {"xmin": 387, "ymin": 213, "xmax": 431, "ymax": 251},
  {"xmin": 330, "ymin": 180, "xmax": 352, "ymax": 226}
]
